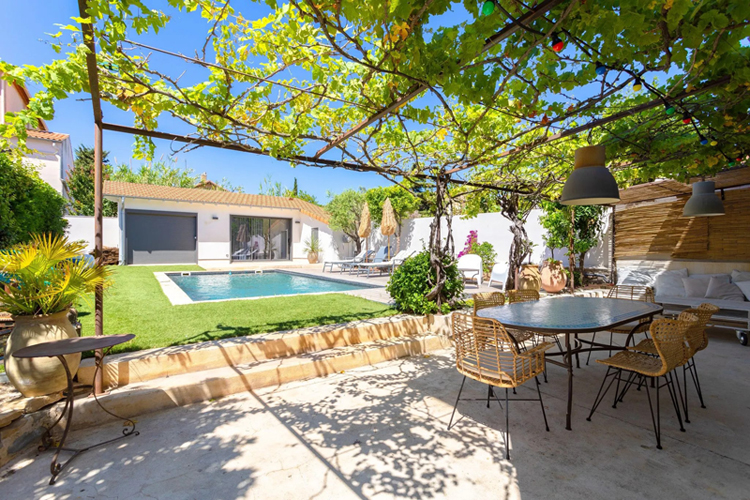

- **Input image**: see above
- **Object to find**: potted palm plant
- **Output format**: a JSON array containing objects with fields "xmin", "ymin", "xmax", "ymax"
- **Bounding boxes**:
[
  {"xmin": 303, "ymin": 236, "xmax": 322, "ymax": 264},
  {"xmin": 1, "ymin": 234, "xmax": 110, "ymax": 397}
]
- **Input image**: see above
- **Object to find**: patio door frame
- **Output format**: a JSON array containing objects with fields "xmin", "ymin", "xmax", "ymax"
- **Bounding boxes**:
[{"xmin": 230, "ymin": 215, "xmax": 293, "ymax": 262}]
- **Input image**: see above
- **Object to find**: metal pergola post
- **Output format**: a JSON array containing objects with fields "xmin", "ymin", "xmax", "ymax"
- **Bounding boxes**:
[{"xmin": 79, "ymin": 0, "xmax": 105, "ymax": 395}]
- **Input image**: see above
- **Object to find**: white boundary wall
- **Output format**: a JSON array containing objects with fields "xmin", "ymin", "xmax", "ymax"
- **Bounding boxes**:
[
  {"xmin": 64, "ymin": 216, "xmax": 120, "ymax": 252},
  {"xmin": 365, "ymin": 210, "xmax": 611, "ymax": 284}
]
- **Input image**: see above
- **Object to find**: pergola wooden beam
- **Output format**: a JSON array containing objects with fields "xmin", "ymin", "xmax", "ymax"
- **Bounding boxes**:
[
  {"xmin": 314, "ymin": 0, "xmax": 569, "ymax": 158},
  {"xmin": 444, "ymin": 75, "xmax": 731, "ymax": 175},
  {"xmin": 101, "ymin": 122, "xmax": 533, "ymax": 194}
]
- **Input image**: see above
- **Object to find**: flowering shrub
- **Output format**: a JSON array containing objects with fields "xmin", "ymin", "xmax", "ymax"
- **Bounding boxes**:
[
  {"xmin": 457, "ymin": 231, "xmax": 496, "ymax": 276},
  {"xmin": 457, "ymin": 230, "xmax": 478, "ymax": 259}
]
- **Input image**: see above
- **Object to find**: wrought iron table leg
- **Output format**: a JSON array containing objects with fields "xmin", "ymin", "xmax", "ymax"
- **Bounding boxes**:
[
  {"xmin": 42, "ymin": 354, "xmax": 138, "ymax": 485},
  {"xmin": 565, "ymin": 333, "xmax": 574, "ymax": 431}
]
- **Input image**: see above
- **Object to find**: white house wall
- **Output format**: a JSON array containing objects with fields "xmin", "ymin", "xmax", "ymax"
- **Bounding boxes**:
[
  {"xmin": 366, "ymin": 210, "xmax": 611, "ymax": 283},
  {"xmin": 21, "ymin": 137, "xmax": 72, "ymax": 196},
  {"xmin": 107, "ymin": 197, "xmax": 342, "ymax": 266},
  {"xmin": 64, "ymin": 216, "xmax": 120, "ymax": 252}
]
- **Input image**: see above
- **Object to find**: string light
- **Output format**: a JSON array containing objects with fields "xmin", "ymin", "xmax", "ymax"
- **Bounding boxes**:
[
  {"xmin": 682, "ymin": 114, "xmax": 691, "ymax": 124},
  {"xmin": 551, "ymin": 33, "xmax": 564, "ymax": 52},
  {"xmin": 595, "ymin": 62, "xmax": 607, "ymax": 76},
  {"xmin": 699, "ymin": 135, "xmax": 708, "ymax": 145},
  {"xmin": 664, "ymin": 103, "xmax": 676, "ymax": 115},
  {"xmin": 481, "ymin": 0, "xmax": 495, "ymax": 16},
  {"xmin": 632, "ymin": 78, "xmax": 642, "ymax": 92},
  {"xmin": 710, "ymin": 139, "xmax": 718, "ymax": 146}
]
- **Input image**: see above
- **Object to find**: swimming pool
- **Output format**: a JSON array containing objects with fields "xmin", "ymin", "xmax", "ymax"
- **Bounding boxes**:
[{"xmin": 166, "ymin": 270, "xmax": 376, "ymax": 302}]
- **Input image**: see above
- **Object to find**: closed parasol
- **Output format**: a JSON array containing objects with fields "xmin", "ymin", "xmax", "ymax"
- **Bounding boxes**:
[
  {"xmin": 381, "ymin": 198, "xmax": 397, "ymax": 260},
  {"xmin": 358, "ymin": 203, "xmax": 372, "ymax": 254}
]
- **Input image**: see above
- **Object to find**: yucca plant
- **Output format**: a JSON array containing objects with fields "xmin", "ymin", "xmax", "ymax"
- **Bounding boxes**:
[{"xmin": 0, "ymin": 234, "xmax": 111, "ymax": 316}]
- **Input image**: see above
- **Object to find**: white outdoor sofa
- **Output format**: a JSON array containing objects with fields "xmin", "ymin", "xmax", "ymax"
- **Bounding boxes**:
[{"xmin": 618, "ymin": 264, "xmax": 750, "ymax": 346}]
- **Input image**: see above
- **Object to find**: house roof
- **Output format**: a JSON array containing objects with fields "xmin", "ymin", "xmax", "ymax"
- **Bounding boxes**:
[
  {"xmin": 104, "ymin": 181, "xmax": 330, "ymax": 224},
  {"xmin": 25, "ymin": 129, "xmax": 70, "ymax": 142}
]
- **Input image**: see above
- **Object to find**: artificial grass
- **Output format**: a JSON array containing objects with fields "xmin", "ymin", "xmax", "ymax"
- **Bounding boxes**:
[{"xmin": 76, "ymin": 265, "xmax": 396, "ymax": 355}]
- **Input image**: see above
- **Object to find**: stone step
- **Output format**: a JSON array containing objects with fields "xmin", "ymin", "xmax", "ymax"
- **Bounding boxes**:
[
  {"xmin": 69, "ymin": 333, "xmax": 451, "ymax": 431},
  {"xmin": 77, "ymin": 314, "xmax": 450, "ymax": 389}
]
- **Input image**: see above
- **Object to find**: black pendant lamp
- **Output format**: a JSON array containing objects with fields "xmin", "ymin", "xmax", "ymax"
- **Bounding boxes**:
[
  {"xmin": 682, "ymin": 181, "xmax": 725, "ymax": 217},
  {"xmin": 560, "ymin": 145, "xmax": 620, "ymax": 205}
]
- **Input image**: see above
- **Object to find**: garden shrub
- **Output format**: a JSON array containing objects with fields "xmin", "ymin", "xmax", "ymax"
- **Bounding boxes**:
[
  {"xmin": 386, "ymin": 250, "xmax": 464, "ymax": 315},
  {"xmin": 0, "ymin": 154, "xmax": 67, "ymax": 248}
]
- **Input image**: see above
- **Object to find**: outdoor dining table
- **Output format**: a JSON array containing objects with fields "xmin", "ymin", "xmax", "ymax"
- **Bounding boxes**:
[
  {"xmin": 12, "ymin": 333, "xmax": 138, "ymax": 485},
  {"xmin": 475, "ymin": 296, "xmax": 663, "ymax": 431}
]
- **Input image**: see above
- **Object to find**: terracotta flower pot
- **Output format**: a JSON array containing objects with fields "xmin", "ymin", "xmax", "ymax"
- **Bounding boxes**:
[
  {"xmin": 307, "ymin": 252, "xmax": 318, "ymax": 264},
  {"xmin": 541, "ymin": 260, "xmax": 568, "ymax": 293},
  {"xmin": 4, "ymin": 310, "xmax": 81, "ymax": 398},
  {"xmin": 516, "ymin": 264, "xmax": 541, "ymax": 291}
]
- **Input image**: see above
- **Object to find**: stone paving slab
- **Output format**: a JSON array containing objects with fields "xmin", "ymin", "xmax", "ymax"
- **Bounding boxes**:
[{"xmin": 1, "ymin": 327, "xmax": 748, "ymax": 499}]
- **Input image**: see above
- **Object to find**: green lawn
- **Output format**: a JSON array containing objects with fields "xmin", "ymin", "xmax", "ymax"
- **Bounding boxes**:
[{"xmin": 76, "ymin": 265, "xmax": 396, "ymax": 355}]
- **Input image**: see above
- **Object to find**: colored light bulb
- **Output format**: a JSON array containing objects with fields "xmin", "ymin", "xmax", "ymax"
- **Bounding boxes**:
[
  {"xmin": 729, "ymin": 161, "xmax": 737, "ymax": 167},
  {"xmin": 664, "ymin": 103, "xmax": 676, "ymax": 115},
  {"xmin": 682, "ymin": 114, "xmax": 691, "ymax": 124},
  {"xmin": 595, "ymin": 62, "xmax": 606, "ymax": 76},
  {"xmin": 710, "ymin": 140, "xmax": 718, "ymax": 146},
  {"xmin": 632, "ymin": 78, "xmax": 642, "ymax": 92},
  {"xmin": 699, "ymin": 136, "xmax": 708, "ymax": 145},
  {"xmin": 481, "ymin": 0, "xmax": 495, "ymax": 16},
  {"xmin": 551, "ymin": 33, "xmax": 564, "ymax": 52}
]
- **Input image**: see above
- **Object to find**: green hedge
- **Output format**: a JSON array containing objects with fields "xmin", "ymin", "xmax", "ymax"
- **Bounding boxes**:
[
  {"xmin": 386, "ymin": 250, "xmax": 464, "ymax": 315},
  {"xmin": 0, "ymin": 153, "xmax": 67, "ymax": 248}
]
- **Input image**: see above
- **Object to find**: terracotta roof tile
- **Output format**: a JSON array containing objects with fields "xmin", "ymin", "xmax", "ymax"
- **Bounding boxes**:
[
  {"xmin": 25, "ymin": 129, "xmax": 69, "ymax": 142},
  {"xmin": 104, "ymin": 181, "xmax": 330, "ymax": 224}
]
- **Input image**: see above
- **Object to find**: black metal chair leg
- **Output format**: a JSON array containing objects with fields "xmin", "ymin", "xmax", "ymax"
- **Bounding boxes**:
[
  {"xmin": 543, "ymin": 358, "xmax": 548, "ymax": 383},
  {"xmin": 644, "ymin": 376, "xmax": 662, "ymax": 450},
  {"xmin": 682, "ymin": 364, "xmax": 690, "ymax": 423},
  {"xmin": 665, "ymin": 373, "xmax": 685, "ymax": 432},
  {"xmin": 535, "ymin": 376, "xmax": 550, "ymax": 432},
  {"xmin": 609, "ymin": 331, "xmax": 614, "ymax": 357},
  {"xmin": 487, "ymin": 385, "xmax": 493, "ymax": 408},
  {"xmin": 689, "ymin": 358, "xmax": 706, "ymax": 408},
  {"xmin": 447, "ymin": 376, "xmax": 466, "ymax": 430},
  {"xmin": 616, "ymin": 370, "xmax": 638, "ymax": 404},
  {"xmin": 587, "ymin": 366, "xmax": 617, "ymax": 421},
  {"xmin": 586, "ymin": 332, "xmax": 597, "ymax": 365},
  {"xmin": 505, "ymin": 388, "xmax": 510, "ymax": 460}
]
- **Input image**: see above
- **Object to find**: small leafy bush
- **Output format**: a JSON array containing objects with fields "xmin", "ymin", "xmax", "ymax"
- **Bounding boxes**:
[
  {"xmin": 470, "ymin": 241, "xmax": 497, "ymax": 276},
  {"xmin": 386, "ymin": 250, "xmax": 464, "ymax": 315}
]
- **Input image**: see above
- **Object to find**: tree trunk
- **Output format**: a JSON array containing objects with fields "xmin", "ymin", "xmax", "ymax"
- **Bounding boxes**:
[
  {"xmin": 348, "ymin": 232, "xmax": 362, "ymax": 254},
  {"xmin": 505, "ymin": 217, "xmax": 530, "ymax": 291},
  {"xmin": 568, "ymin": 206, "xmax": 576, "ymax": 293},
  {"xmin": 425, "ymin": 173, "xmax": 454, "ymax": 311},
  {"xmin": 578, "ymin": 253, "xmax": 586, "ymax": 287}
]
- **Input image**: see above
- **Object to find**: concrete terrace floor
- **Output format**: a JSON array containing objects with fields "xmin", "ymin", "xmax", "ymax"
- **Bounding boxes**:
[{"xmin": 1, "ymin": 327, "xmax": 749, "ymax": 499}]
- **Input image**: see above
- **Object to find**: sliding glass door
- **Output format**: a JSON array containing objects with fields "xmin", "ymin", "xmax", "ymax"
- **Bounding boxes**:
[{"xmin": 231, "ymin": 216, "xmax": 291, "ymax": 261}]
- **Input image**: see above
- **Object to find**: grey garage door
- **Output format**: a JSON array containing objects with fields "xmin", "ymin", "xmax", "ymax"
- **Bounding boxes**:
[{"xmin": 126, "ymin": 210, "xmax": 197, "ymax": 265}]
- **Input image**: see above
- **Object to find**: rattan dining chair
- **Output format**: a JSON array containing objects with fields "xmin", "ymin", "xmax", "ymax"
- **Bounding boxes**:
[
  {"xmin": 506, "ymin": 289, "xmax": 540, "ymax": 304},
  {"xmin": 585, "ymin": 285, "xmax": 656, "ymax": 365},
  {"xmin": 449, "ymin": 313, "xmax": 553, "ymax": 460},
  {"xmin": 473, "ymin": 292, "xmax": 535, "ymax": 347},
  {"xmin": 627, "ymin": 303, "xmax": 718, "ymax": 422},
  {"xmin": 586, "ymin": 313, "xmax": 697, "ymax": 450}
]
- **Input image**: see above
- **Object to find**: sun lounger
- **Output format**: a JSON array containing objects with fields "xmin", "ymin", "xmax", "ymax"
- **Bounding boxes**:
[
  {"xmin": 356, "ymin": 250, "xmax": 414, "ymax": 277},
  {"xmin": 323, "ymin": 249, "xmax": 371, "ymax": 273}
]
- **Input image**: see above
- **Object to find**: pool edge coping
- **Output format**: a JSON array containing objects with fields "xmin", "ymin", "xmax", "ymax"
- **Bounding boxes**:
[{"xmin": 154, "ymin": 269, "xmax": 385, "ymax": 306}]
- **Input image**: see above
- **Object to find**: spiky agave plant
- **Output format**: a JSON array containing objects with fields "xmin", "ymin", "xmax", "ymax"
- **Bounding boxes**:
[{"xmin": 0, "ymin": 234, "xmax": 111, "ymax": 316}]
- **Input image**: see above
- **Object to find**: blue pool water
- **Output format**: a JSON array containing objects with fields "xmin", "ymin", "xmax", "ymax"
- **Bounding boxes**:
[{"xmin": 167, "ymin": 271, "xmax": 371, "ymax": 302}]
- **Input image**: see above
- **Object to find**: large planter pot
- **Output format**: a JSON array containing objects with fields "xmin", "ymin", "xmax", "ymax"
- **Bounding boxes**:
[
  {"xmin": 540, "ymin": 260, "xmax": 568, "ymax": 293},
  {"xmin": 516, "ymin": 264, "xmax": 541, "ymax": 291},
  {"xmin": 4, "ymin": 310, "xmax": 81, "ymax": 398},
  {"xmin": 307, "ymin": 252, "xmax": 318, "ymax": 264}
]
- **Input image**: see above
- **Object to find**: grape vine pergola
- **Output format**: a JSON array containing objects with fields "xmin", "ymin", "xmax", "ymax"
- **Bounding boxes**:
[{"xmin": 1, "ymin": 0, "xmax": 748, "ymax": 392}]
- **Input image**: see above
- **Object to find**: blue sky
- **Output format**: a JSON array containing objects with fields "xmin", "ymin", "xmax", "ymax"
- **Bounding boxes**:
[{"xmin": 0, "ymin": 0, "xmax": 391, "ymax": 201}]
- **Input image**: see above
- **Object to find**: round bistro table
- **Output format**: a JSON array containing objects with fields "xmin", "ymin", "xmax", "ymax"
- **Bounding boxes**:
[
  {"xmin": 12, "ymin": 334, "xmax": 137, "ymax": 485},
  {"xmin": 476, "ymin": 297, "xmax": 663, "ymax": 431}
]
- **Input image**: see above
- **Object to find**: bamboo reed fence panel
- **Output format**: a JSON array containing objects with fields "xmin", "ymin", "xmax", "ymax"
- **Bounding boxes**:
[{"xmin": 615, "ymin": 188, "xmax": 750, "ymax": 261}]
